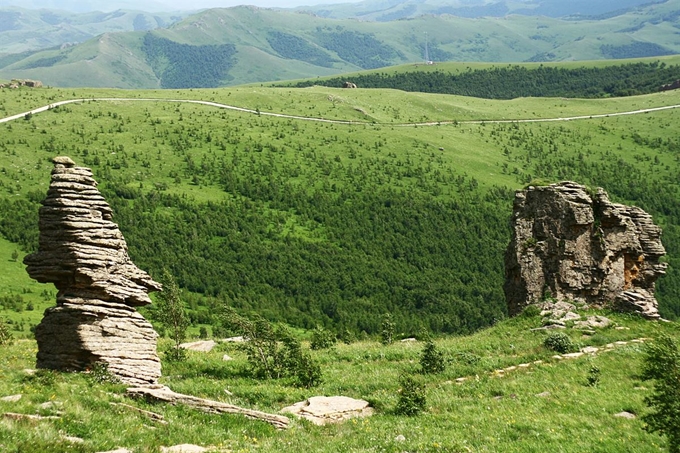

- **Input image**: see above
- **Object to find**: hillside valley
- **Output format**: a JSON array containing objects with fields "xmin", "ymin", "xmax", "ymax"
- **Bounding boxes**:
[
  {"xmin": 1, "ymin": 72, "xmax": 679, "ymax": 336},
  {"xmin": 1, "ymin": 51, "xmax": 680, "ymax": 452},
  {"xmin": 1, "ymin": 0, "xmax": 680, "ymax": 87}
]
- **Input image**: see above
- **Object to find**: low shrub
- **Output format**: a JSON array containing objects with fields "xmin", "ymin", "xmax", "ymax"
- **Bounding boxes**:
[
  {"xmin": 420, "ymin": 340, "xmax": 446, "ymax": 374},
  {"xmin": 310, "ymin": 325, "xmax": 336, "ymax": 350},
  {"xmin": 544, "ymin": 331, "xmax": 575, "ymax": 353},
  {"xmin": 0, "ymin": 316, "xmax": 12, "ymax": 345},
  {"xmin": 395, "ymin": 374, "xmax": 426, "ymax": 416},
  {"xmin": 641, "ymin": 335, "xmax": 680, "ymax": 453}
]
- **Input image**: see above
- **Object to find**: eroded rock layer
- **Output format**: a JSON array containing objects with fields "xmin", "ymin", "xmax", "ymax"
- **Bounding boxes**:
[
  {"xmin": 25, "ymin": 157, "xmax": 162, "ymax": 384},
  {"xmin": 504, "ymin": 181, "xmax": 666, "ymax": 319}
]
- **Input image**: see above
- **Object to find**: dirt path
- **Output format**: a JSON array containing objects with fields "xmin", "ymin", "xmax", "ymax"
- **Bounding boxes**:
[{"xmin": 1, "ymin": 97, "xmax": 679, "ymax": 126}]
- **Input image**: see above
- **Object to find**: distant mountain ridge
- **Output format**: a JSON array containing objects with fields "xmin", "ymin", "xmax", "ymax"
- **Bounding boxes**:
[
  {"xmin": 296, "ymin": 0, "xmax": 663, "ymax": 21},
  {"xmin": 0, "ymin": 6, "xmax": 187, "ymax": 54},
  {"xmin": 0, "ymin": 0, "xmax": 679, "ymax": 88},
  {"xmin": 0, "ymin": 0, "xmax": 172, "ymax": 13}
]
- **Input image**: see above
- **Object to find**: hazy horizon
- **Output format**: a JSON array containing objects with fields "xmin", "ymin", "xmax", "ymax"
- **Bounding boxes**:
[{"xmin": 0, "ymin": 0, "xmax": 362, "ymax": 11}]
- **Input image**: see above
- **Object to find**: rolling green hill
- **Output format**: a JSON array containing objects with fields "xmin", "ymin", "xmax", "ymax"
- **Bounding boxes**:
[
  {"xmin": 0, "ymin": 83, "xmax": 679, "ymax": 338},
  {"xmin": 1, "ymin": 1, "xmax": 680, "ymax": 88}
]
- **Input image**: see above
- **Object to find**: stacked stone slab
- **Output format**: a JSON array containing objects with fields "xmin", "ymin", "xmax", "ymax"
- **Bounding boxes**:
[
  {"xmin": 504, "ymin": 181, "xmax": 666, "ymax": 319},
  {"xmin": 24, "ymin": 157, "xmax": 162, "ymax": 385}
]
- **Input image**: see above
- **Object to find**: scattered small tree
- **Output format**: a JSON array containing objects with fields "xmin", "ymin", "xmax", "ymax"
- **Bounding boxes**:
[
  {"xmin": 222, "ymin": 307, "xmax": 322, "ymax": 387},
  {"xmin": 10, "ymin": 250, "xmax": 18, "ymax": 262},
  {"xmin": 380, "ymin": 313, "xmax": 395, "ymax": 345},
  {"xmin": 0, "ymin": 317, "xmax": 13, "ymax": 345},
  {"xmin": 395, "ymin": 374, "xmax": 426, "ymax": 416},
  {"xmin": 199, "ymin": 326, "xmax": 209, "ymax": 339},
  {"xmin": 338, "ymin": 328, "xmax": 354, "ymax": 345},
  {"xmin": 641, "ymin": 335, "xmax": 680, "ymax": 453},
  {"xmin": 310, "ymin": 325, "xmax": 336, "ymax": 350},
  {"xmin": 156, "ymin": 270, "xmax": 189, "ymax": 361},
  {"xmin": 586, "ymin": 364, "xmax": 601, "ymax": 387},
  {"xmin": 420, "ymin": 339, "xmax": 446, "ymax": 374}
]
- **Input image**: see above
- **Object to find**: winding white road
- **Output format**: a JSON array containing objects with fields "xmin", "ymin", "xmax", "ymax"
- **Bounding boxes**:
[{"xmin": 1, "ymin": 97, "xmax": 679, "ymax": 126}]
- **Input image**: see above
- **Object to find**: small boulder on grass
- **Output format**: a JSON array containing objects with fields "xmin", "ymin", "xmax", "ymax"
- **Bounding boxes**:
[
  {"xmin": 179, "ymin": 340, "xmax": 216, "ymax": 352},
  {"xmin": 281, "ymin": 396, "xmax": 373, "ymax": 425},
  {"xmin": 161, "ymin": 445, "xmax": 208, "ymax": 453}
]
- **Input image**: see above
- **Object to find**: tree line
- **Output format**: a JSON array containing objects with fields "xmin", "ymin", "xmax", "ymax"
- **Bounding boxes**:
[{"xmin": 288, "ymin": 61, "xmax": 680, "ymax": 99}]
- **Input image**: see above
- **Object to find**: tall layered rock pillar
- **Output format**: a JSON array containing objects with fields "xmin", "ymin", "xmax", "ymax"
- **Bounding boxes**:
[
  {"xmin": 504, "ymin": 181, "xmax": 667, "ymax": 319},
  {"xmin": 24, "ymin": 156, "xmax": 162, "ymax": 385}
]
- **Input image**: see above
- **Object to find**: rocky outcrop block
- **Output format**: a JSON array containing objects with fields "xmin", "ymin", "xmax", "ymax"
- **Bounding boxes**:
[
  {"xmin": 504, "ymin": 181, "xmax": 666, "ymax": 319},
  {"xmin": 24, "ymin": 156, "xmax": 162, "ymax": 384}
]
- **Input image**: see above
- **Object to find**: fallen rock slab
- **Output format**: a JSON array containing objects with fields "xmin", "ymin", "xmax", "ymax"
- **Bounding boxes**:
[
  {"xmin": 180, "ymin": 340, "xmax": 217, "ymax": 352},
  {"xmin": 614, "ymin": 411, "xmax": 637, "ymax": 419},
  {"xmin": 0, "ymin": 394, "xmax": 22, "ymax": 403},
  {"xmin": 127, "ymin": 385, "xmax": 289, "ymax": 429},
  {"xmin": 161, "ymin": 445, "xmax": 208, "ymax": 453},
  {"xmin": 281, "ymin": 396, "xmax": 373, "ymax": 425},
  {"xmin": 3, "ymin": 412, "xmax": 60, "ymax": 422}
]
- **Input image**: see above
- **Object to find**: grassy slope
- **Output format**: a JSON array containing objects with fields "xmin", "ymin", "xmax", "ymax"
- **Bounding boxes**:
[
  {"xmin": 0, "ymin": 311, "xmax": 677, "ymax": 452},
  {"xmin": 1, "ymin": 2, "xmax": 679, "ymax": 88},
  {"xmin": 0, "ymin": 85, "xmax": 679, "ymax": 331}
]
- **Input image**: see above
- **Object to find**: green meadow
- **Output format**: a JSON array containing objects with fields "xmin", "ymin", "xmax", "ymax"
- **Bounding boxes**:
[{"xmin": 0, "ymin": 311, "xmax": 677, "ymax": 452}]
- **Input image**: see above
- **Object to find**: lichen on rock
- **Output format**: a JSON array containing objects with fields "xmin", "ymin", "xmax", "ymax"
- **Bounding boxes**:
[
  {"xmin": 24, "ymin": 157, "xmax": 162, "ymax": 384},
  {"xmin": 504, "ymin": 181, "xmax": 666, "ymax": 319}
]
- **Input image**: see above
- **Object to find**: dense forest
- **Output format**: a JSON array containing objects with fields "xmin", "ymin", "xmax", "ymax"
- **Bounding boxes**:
[
  {"xmin": 142, "ymin": 33, "xmax": 237, "ymax": 88},
  {"xmin": 0, "ymin": 149, "xmax": 510, "ymax": 336},
  {"xmin": 267, "ymin": 31, "xmax": 337, "ymax": 68},
  {"xmin": 288, "ymin": 62, "xmax": 680, "ymax": 99},
  {"xmin": 313, "ymin": 27, "xmax": 403, "ymax": 70}
]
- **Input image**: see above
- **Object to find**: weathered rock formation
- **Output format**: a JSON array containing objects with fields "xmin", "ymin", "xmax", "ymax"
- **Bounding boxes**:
[
  {"xmin": 24, "ymin": 156, "xmax": 162, "ymax": 385},
  {"xmin": 505, "ymin": 181, "xmax": 666, "ymax": 319},
  {"xmin": 342, "ymin": 81, "xmax": 357, "ymax": 89}
]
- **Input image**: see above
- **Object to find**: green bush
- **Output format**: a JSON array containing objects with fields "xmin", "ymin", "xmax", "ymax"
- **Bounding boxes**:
[
  {"xmin": 521, "ymin": 304, "xmax": 542, "ymax": 318},
  {"xmin": 0, "ymin": 317, "xmax": 12, "ymax": 345},
  {"xmin": 310, "ymin": 325, "xmax": 336, "ymax": 350},
  {"xmin": 380, "ymin": 313, "xmax": 395, "ymax": 345},
  {"xmin": 420, "ymin": 340, "xmax": 446, "ymax": 374},
  {"xmin": 641, "ymin": 335, "xmax": 680, "ymax": 453},
  {"xmin": 222, "ymin": 307, "xmax": 322, "ymax": 387},
  {"xmin": 395, "ymin": 374, "xmax": 426, "ymax": 416},
  {"xmin": 87, "ymin": 361, "xmax": 121, "ymax": 385},
  {"xmin": 280, "ymin": 335, "xmax": 323, "ymax": 388},
  {"xmin": 338, "ymin": 328, "xmax": 355, "ymax": 344},
  {"xmin": 543, "ymin": 331, "xmax": 575, "ymax": 354},
  {"xmin": 586, "ymin": 364, "xmax": 601, "ymax": 387}
]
